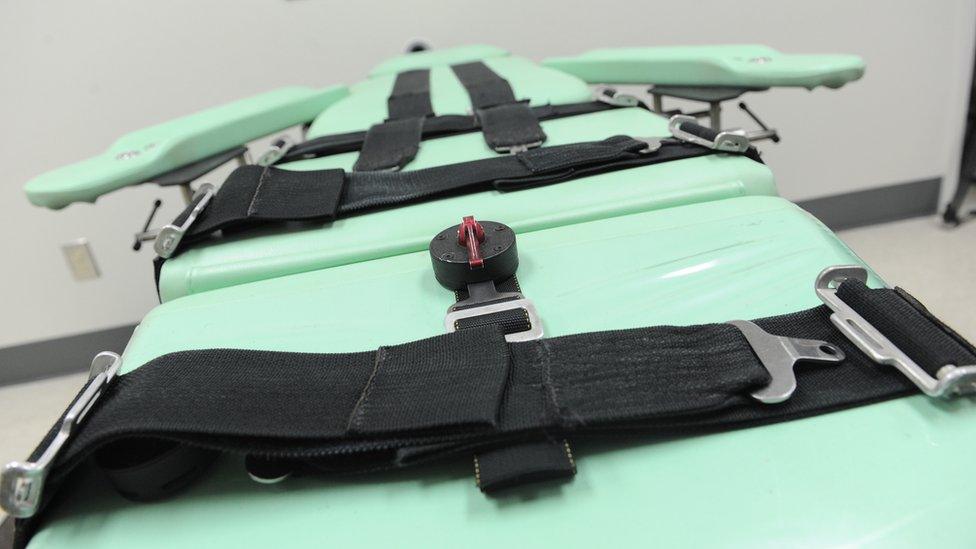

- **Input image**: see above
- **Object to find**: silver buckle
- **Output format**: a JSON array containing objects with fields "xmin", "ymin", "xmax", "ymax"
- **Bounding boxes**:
[
  {"xmin": 668, "ymin": 115, "xmax": 750, "ymax": 153},
  {"xmin": 729, "ymin": 320, "xmax": 845, "ymax": 403},
  {"xmin": 256, "ymin": 136, "xmax": 295, "ymax": 167},
  {"xmin": 445, "ymin": 297, "xmax": 544, "ymax": 343},
  {"xmin": 494, "ymin": 141, "xmax": 544, "ymax": 155},
  {"xmin": 154, "ymin": 183, "xmax": 216, "ymax": 259},
  {"xmin": 1, "ymin": 352, "xmax": 123, "ymax": 518},
  {"xmin": 816, "ymin": 265, "xmax": 976, "ymax": 398},
  {"xmin": 593, "ymin": 85, "xmax": 641, "ymax": 108}
]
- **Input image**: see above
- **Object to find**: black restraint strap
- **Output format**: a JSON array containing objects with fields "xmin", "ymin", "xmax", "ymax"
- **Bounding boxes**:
[
  {"xmin": 166, "ymin": 135, "xmax": 755, "ymax": 256},
  {"xmin": 281, "ymin": 101, "xmax": 617, "ymax": 164},
  {"xmin": 453, "ymin": 276, "xmax": 575, "ymax": 492},
  {"xmin": 17, "ymin": 279, "xmax": 976, "ymax": 548},
  {"xmin": 386, "ymin": 69, "xmax": 434, "ymax": 119},
  {"xmin": 354, "ymin": 69, "xmax": 433, "ymax": 172},
  {"xmin": 452, "ymin": 61, "xmax": 547, "ymax": 152}
]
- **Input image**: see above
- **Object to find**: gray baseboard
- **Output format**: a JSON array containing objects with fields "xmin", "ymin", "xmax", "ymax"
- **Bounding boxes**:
[
  {"xmin": 0, "ymin": 178, "xmax": 944, "ymax": 387},
  {"xmin": 0, "ymin": 324, "xmax": 135, "ymax": 387},
  {"xmin": 796, "ymin": 178, "xmax": 942, "ymax": 231}
]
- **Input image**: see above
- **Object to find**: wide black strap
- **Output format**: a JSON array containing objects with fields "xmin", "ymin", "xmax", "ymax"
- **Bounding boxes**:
[
  {"xmin": 166, "ymin": 135, "xmax": 755, "ymax": 256},
  {"xmin": 452, "ymin": 61, "xmax": 547, "ymax": 152},
  {"xmin": 354, "ymin": 69, "xmax": 433, "ymax": 172},
  {"xmin": 282, "ymin": 101, "xmax": 617, "ymax": 164},
  {"xmin": 17, "ymin": 280, "xmax": 976, "ymax": 549}
]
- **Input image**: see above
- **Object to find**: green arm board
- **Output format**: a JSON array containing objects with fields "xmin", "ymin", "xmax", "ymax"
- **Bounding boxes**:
[
  {"xmin": 23, "ymin": 85, "xmax": 349, "ymax": 209},
  {"xmin": 543, "ymin": 45, "xmax": 865, "ymax": 89}
]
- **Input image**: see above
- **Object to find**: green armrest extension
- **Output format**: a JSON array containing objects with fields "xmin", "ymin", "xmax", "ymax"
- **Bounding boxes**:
[
  {"xmin": 542, "ymin": 45, "xmax": 865, "ymax": 89},
  {"xmin": 24, "ymin": 85, "xmax": 349, "ymax": 209}
]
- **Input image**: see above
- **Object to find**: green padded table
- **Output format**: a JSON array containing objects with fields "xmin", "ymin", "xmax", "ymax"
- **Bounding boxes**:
[
  {"xmin": 158, "ymin": 107, "xmax": 776, "ymax": 301},
  {"xmin": 30, "ymin": 196, "xmax": 976, "ymax": 548}
]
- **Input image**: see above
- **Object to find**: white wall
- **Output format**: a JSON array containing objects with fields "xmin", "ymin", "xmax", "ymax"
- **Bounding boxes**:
[{"xmin": 0, "ymin": 0, "xmax": 973, "ymax": 349}]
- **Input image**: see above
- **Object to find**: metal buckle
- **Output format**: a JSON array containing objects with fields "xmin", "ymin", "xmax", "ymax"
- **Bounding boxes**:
[
  {"xmin": 154, "ymin": 183, "xmax": 216, "ymax": 259},
  {"xmin": 816, "ymin": 265, "xmax": 976, "ymax": 398},
  {"xmin": 593, "ymin": 85, "xmax": 641, "ymax": 108},
  {"xmin": 728, "ymin": 320, "xmax": 845, "ymax": 403},
  {"xmin": 256, "ymin": 136, "xmax": 295, "ymax": 167},
  {"xmin": 494, "ymin": 141, "xmax": 544, "ymax": 155},
  {"xmin": 445, "ymin": 296, "xmax": 544, "ymax": 343},
  {"xmin": 668, "ymin": 114, "xmax": 750, "ymax": 153},
  {"xmin": 1, "ymin": 352, "xmax": 122, "ymax": 518}
]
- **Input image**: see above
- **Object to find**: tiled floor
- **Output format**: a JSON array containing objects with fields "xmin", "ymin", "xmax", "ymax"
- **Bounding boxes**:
[{"xmin": 1, "ymin": 213, "xmax": 974, "ymax": 521}]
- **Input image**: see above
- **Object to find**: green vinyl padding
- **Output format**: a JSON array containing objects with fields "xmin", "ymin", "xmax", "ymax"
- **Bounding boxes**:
[
  {"xmin": 308, "ymin": 55, "xmax": 593, "ymax": 135},
  {"xmin": 34, "ymin": 197, "xmax": 976, "ymax": 549},
  {"xmin": 23, "ymin": 86, "xmax": 349, "ymax": 209},
  {"xmin": 543, "ymin": 45, "xmax": 865, "ymax": 89},
  {"xmin": 158, "ymin": 107, "xmax": 777, "ymax": 301}
]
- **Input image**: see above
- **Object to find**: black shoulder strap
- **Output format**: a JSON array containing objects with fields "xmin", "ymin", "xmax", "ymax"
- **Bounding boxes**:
[
  {"xmin": 354, "ymin": 69, "xmax": 433, "ymax": 172},
  {"xmin": 284, "ymin": 101, "xmax": 617, "ymax": 164},
  {"xmin": 452, "ymin": 61, "xmax": 547, "ymax": 153}
]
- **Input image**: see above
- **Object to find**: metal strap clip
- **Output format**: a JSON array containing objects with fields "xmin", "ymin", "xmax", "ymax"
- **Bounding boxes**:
[
  {"xmin": 729, "ymin": 320, "xmax": 844, "ymax": 403},
  {"xmin": 816, "ymin": 265, "xmax": 976, "ymax": 398},
  {"xmin": 256, "ymin": 136, "xmax": 295, "ymax": 167},
  {"xmin": 1, "ymin": 352, "xmax": 122, "ymax": 518},
  {"xmin": 154, "ymin": 183, "xmax": 216, "ymax": 259},
  {"xmin": 593, "ymin": 85, "xmax": 641, "ymax": 108},
  {"xmin": 445, "ymin": 281, "xmax": 543, "ymax": 343},
  {"xmin": 668, "ymin": 114, "xmax": 750, "ymax": 153}
]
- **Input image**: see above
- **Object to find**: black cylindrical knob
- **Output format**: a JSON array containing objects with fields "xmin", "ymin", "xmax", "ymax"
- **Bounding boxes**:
[{"xmin": 429, "ymin": 218, "xmax": 518, "ymax": 290}]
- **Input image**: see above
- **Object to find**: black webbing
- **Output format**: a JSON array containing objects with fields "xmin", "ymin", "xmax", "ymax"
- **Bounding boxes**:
[
  {"xmin": 386, "ymin": 69, "xmax": 433, "ymax": 119},
  {"xmin": 165, "ymin": 135, "xmax": 759, "ymax": 257},
  {"xmin": 281, "ymin": 101, "xmax": 618, "ymax": 164},
  {"xmin": 452, "ymin": 276, "xmax": 572, "ymax": 491},
  {"xmin": 452, "ymin": 61, "xmax": 547, "ymax": 152},
  {"xmin": 354, "ymin": 69, "xmax": 433, "ymax": 172},
  {"xmin": 17, "ymin": 280, "xmax": 976, "ymax": 546}
]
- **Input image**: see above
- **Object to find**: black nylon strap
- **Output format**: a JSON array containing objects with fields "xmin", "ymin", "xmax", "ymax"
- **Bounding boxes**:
[
  {"xmin": 282, "ymin": 101, "xmax": 618, "ymax": 164},
  {"xmin": 353, "ymin": 117, "xmax": 425, "ymax": 172},
  {"xmin": 452, "ymin": 276, "xmax": 571, "ymax": 491},
  {"xmin": 387, "ymin": 69, "xmax": 433, "ymax": 119},
  {"xmin": 475, "ymin": 438, "xmax": 576, "ymax": 493},
  {"xmin": 354, "ymin": 69, "xmax": 433, "ymax": 172},
  {"xmin": 167, "ymin": 136, "xmax": 754, "ymax": 256},
  {"xmin": 452, "ymin": 61, "xmax": 547, "ymax": 152},
  {"xmin": 18, "ymin": 280, "xmax": 976, "ymax": 548}
]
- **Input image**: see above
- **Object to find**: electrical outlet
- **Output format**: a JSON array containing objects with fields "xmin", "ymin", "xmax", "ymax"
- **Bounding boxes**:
[{"xmin": 61, "ymin": 238, "xmax": 101, "ymax": 281}]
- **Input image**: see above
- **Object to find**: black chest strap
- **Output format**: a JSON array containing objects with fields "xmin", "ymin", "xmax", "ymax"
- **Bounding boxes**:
[
  {"xmin": 452, "ymin": 61, "xmax": 547, "ymax": 153},
  {"xmin": 156, "ymin": 135, "xmax": 758, "ymax": 259}
]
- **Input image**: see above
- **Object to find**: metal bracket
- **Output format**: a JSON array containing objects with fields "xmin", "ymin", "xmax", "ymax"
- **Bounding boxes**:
[
  {"xmin": 593, "ymin": 85, "xmax": 641, "ymax": 108},
  {"xmin": 256, "ymin": 136, "xmax": 295, "ymax": 167},
  {"xmin": 154, "ymin": 183, "xmax": 216, "ymax": 259},
  {"xmin": 494, "ymin": 141, "xmax": 545, "ymax": 155},
  {"xmin": 815, "ymin": 265, "xmax": 976, "ymax": 398},
  {"xmin": 668, "ymin": 115, "xmax": 750, "ymax": 153},
  {"xmin": 445, "ymin": 281, "xmax": 543, "ymax": 343},
  {"xmin": 728, "ymin": 320, "xmax": 845, "ymax": 404},
  {"xmin": 1, "ymin": 352, "xmax": 122, "ymax": 518}
]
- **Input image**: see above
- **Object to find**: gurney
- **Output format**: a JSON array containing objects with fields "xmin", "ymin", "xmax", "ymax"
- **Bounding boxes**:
[{"xmin": 9, "ymin": 45, "xmax": 976, "ymax": 549}]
